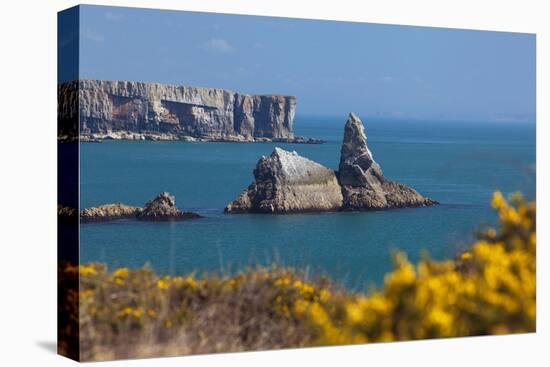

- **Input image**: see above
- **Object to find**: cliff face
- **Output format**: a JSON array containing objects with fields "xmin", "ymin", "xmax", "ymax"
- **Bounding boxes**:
[{"xmin": 58, "ymin": 79, "xmax": 300, "ymax": 141}]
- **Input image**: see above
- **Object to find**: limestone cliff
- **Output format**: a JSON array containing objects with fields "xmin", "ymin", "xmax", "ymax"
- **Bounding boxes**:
[
  {"xmin": 224, "ymin": 148, "xmax": 343, "ymax": 213},
  {"xmin": 58, "ymin": 79, "xmax": 320, "ymax": 143}
]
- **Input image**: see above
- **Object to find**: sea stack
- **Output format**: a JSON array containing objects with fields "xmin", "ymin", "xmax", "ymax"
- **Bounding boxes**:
[
  {"xmin": 224, "ymin": 148, "xmax": 343, "ymax": 213},
  {"xmin": 225, "ymin": 113, "xmax": 437, "ymax": 213},
  {"xmin": 338, "ymin": 113, "xmax": 437, "ymax": 210}
]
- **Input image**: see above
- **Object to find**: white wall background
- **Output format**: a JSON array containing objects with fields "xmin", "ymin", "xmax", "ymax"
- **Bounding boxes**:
[{"xmin": 0, "ymin": 0, "xmax": 547, "ymax": 366}]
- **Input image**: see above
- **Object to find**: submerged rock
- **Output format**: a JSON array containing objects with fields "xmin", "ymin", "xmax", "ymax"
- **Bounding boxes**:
[
  {"xmin": 81, "ymin": 192, "xmax": 201, "ymax": 223},
  {"xmin": 225, "ymin": 147, "xmax": 343, "ymax": 213},
  {"xmin": 338, "ymin": 113, "xmax": 437, "ymax": 210}
]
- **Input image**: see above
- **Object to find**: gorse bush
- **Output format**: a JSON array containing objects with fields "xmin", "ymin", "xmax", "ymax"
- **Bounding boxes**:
[
  {"xmin": 61, "ymin": 192, "xmax": 535, "ymax": 361},
  {"xmin": 71, "ymin": 264, "xmax": 330, "ymax": 360},
  {"xmin": 294, "ymin": 192, "xmax": 535, "ymax": 345}
]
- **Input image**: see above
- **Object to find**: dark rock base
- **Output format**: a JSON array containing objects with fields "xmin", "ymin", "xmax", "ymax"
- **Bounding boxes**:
[
  {"xmin": 341, "ymin": 182, "xmax": 438, "ymax": 211},
  {"xmin": 79, "ymin": 133, "xmax": 324, "ymax": 144},
  {"xmin": 80, "ymin": 214, "xmax": 142, "ymax": 224},
  {"xmin": 136, "ymin": 212, "xmax": 202, "ymax": 221}
]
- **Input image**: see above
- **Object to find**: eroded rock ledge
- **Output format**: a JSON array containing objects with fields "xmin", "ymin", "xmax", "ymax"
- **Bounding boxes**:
[
  {"xmin": 58, "ymin": 79, "xmax": 323, "ymax": 144},
  {"xmin": 81, "ymin": 192, "xmax": 201, "ymax": 223},
  {"xmin": 225, "ymin": 113, "xmax": 438, "ymax": 213}
]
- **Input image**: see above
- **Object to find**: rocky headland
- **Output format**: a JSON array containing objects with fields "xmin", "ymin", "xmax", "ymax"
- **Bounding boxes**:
[
  {"xmin": 225, "ymin": 113, "xmax": 437, "ymax": 213},
  {"xmin": 58, "ymin": 79, "xmax": 322, "ymax": 144},
  {"xmin": 81, "ymin": 192, "xmax": 201, "ymax": 223}
]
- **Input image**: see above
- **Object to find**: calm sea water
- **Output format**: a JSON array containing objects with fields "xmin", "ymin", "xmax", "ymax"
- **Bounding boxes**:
[{"xmin": 79, "ymin": 116, "xmax": 535, "ymax": 289}]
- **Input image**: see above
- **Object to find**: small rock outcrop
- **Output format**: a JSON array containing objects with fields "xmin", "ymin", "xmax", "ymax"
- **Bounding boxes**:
[
  {"xmin": 80, "ymin": 192, "xmax": 201, "ymax": 223},
  {"xmin": 224, "ymin": 148, "xmax": 343, "ymax": 213},
  {"xmin": 338, "ymin": 113, "xmax": 437, "ymax": 210},
  {"xmin": 80, "ymin": 203, "xmax": 143, "ymax": 223},
  {"xmin": 225, "ymin": 113, "xmax": 437, "ymax": 214},
  {"xmin": 137, "ymin": 192, "xmax": 201, "ymax": 221}
]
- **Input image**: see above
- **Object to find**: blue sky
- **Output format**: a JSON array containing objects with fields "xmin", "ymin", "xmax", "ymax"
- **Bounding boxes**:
[{"xmin": 71, "ymin": 5, "xmax": 535, "ymax": 122}]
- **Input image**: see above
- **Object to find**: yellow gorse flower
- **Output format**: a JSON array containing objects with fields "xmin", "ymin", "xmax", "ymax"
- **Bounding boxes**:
[
  {"xmin": 157, "ymin": 278, "xmax": 169, "ymax": 290},
  {"xmin": 113, "ymin": 268, "xmax": 129, "ymax": 278},
  {"xmin": 79, "ymin": 264, "xmax": 98, "ymax": 276},
  {"xmin": 291, "ymin": 191, "xmax": 535, "ymax": 344},
  {"xmin": 117, "ymin": 306, "xmax": 143, "ymax": 318}
]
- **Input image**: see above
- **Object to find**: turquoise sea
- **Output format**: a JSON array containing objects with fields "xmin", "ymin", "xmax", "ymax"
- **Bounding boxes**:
[{"xmin": 79, "ymin": 116, "xmax": 535, "ymax": 289}]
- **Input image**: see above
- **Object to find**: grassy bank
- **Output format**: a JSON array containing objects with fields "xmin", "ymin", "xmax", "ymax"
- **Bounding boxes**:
[{"xmin": 59, "ymin": 192, "xmax": 536, "ymax": 361}]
